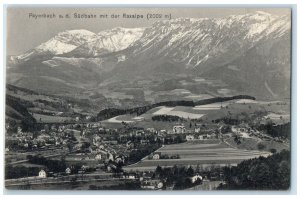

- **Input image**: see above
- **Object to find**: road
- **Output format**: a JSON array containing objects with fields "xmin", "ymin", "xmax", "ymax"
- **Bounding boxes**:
[{"xmin": 5, "ymin": 172, "xmax": 124, "ymax": 187}]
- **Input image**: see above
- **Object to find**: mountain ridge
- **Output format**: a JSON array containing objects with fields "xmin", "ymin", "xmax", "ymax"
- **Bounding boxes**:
[{"xmin": 6, "ymin": 11, "xmax": 291, "ymax": 102}]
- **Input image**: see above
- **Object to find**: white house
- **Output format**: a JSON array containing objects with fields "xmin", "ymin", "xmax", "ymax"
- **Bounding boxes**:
[
  {"xmin": 173, "ymin": 125, "xmax": 186, "ymax": 134},
  {"xmin": 38, "ymin": 169, "xmax": 47, "ymax": 178},
  {"xmin": 108, "ymin": 153, "xmax": 114, "ymax": 161},
  {"xmin": 147, "ymin": 128, "xmax": 156, "ymax": 133},
  {"xmin": 65, "ymin": 167, "xmax": 71, "ymax": 175},
  {"xmin": 17, "ymin": 127, "xmax": 22, "ymax": 134},
  {"xmin": 190, "ymin": 174, "xmax": 203, "ymax": 183},
  {"xmin": 186, "ymin": 135, "xmax": 194, "ymax": 141},
  {"xmin": 152, "ymin": 153, "xmax": 160, "ymax": 160},
  {"xmin": 141, "ymin": 180, "xmax": 164, "ymax": 190},
  {"xmin": 128, "ymin": 174, "xmax": 136, "ymax": 179},
  {"xmin": 195, "ymin": 127, "xmax": 201, "ymax": 133},
  {"xmin": 95, "ymin": 154, "xmax": 102, "ymax": 160},
  {"xmin": 198, "ymin": 135, "xmax": 204, "ymax": 140}
]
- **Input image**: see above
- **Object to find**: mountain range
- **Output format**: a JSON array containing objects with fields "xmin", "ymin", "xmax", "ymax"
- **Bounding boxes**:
[{"xmin": 7, "ymin": 11, "xmax": 291, "ymax": 108}]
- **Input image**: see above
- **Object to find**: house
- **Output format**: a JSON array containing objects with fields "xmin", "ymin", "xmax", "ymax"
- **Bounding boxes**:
[
  {"xmin": 107, "ymin": 163, "xmax": 117, "ymax": 172},
  {"xmin": 198, "ymin": 135, "xmax": 204, "ymax": 140},
  {"xmin": 152, "ymin": 152, "xmax": 161, "ymax": 160},
  {"xmin": 108, "ymin": 153, "xmax": 114, "ymax": 161},
  {"xmin": 140, "ymin": 139, "xmax": 149, "ymax": 144},
  {"xmin": 202, "ymin": 134, "xmax": 211, "ymax": 139},
  {"xmin": 95, "ymin": 154, "xmax": 102, "ymax": 160},
  {"xmin": 190, "ymin": 174, "xmax": 203, "ymax": 183},
  {"xmin": 102, "ymin": 140, "xmax": 118, "ymax": 145},
  {"xmin": 128, "ymin": 173, "xmax": 137, "ymax": 179},
  {"xmin": 195, "ymin": 127, "xmax": 201, "ymax": 133},
  {"xmin": 186, "ymin": 135, "xmax": 194, "ymax": 141},
  {"xmin": 81, "ymin": 165, "xmax": 89, "ymax": 171},
  {"xmin": 147, "ymin": 128, "xmax": 156, "ymax": 133},
  {"xmin": 126, "ymin": 141, "xmax": 134, "ymax": 148},
  {"xmin": 141, "ymin": 179, "xmax": 164, "ymax": 190},
  {"xmin": 65, "ymin": 167, "xmax": 71, "ymax": 175},
  {"xmin": 56, "ymin": 112, "xmax": 64, "ymax": 116},
  {"xmin": 17, "ymin": 127, "xmax": 22, "ymax": 134},
  {"xmin": 135, "ymin": 130, "xmax": 145, "ymax": 136},
  {"xmin": 173, "ymin": 125, "xmax": 186, "ymax": 134},
  {"xmin": 38, "ymin": 169, "xmax": 47, "ymax": 178},
  {"xmin": 115, "ymin": 155, "xmax": 125, "ymax": 164}
]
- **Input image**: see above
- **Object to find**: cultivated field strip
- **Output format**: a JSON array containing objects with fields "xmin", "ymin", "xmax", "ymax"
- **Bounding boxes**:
[{"xmin": 124, "ymin": 141, "xmax": 271, "ymax": 171}]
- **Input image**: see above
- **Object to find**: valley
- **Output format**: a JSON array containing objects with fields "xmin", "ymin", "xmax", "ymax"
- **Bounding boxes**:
[{"xmin": 5, "ymin": 10, "xmax": 291, "ymax": 190}]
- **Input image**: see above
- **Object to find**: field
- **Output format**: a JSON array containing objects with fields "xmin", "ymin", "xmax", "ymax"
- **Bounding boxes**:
[
  {"xmin": 152, "ymin": 106, "xmax": 205, "ymax": 119},
  {"xmin": 225, "ymin": 137, "xmax": 290, "ymax": 152},
  {"xmin": 32, "ymin": 113, "xmax": 72, "ymax": 123},
  {"xmin": 124, "ymin": 140, "xmax": 271, "ymax": 171},
  {"xmin": 103, "ymin": 99, "xmax": 290, "ymax": 125}
]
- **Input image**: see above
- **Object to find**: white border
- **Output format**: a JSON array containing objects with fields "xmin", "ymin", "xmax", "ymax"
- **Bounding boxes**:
[{"xmin": 0, "ymin": 0, "xmax": 299, "ymax": 198}]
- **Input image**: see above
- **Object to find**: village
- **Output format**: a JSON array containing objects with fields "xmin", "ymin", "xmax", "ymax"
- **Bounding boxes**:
[{"xmin": 5, "ymin": 117, "xmax": 289, "ymax": 190}]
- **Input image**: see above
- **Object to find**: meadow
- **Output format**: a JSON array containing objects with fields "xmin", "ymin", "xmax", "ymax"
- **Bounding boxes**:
[{"xmin": 124, "ymin": 140, "xmax": 271, "ymax": 171}]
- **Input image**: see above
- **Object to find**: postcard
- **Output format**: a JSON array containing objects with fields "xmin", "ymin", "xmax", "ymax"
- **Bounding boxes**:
[{"xmin": 5, "ymin": 6, "xmax": 292, "ymax": 191}]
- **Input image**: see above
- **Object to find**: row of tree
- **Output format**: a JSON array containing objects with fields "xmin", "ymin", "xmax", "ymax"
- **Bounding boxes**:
[
  {"xmin": 152, "ymin": 115, "xmax": 186, "ymax": 122},
  {"xmin": 97, "ymin": 95, "xmax": 255, "ymax": 121},
  {"xmin": 27, "ymin": 155, "xmax": 67, "ymax": 173},
  {"xmin": 219, "ymin": 150, "xmax": 290, "ymax": 190}
]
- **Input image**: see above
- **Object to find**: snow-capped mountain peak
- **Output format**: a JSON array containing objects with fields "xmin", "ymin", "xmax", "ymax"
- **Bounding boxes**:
[
  {"xmin": 130, "ymin": 12, "xmax": 290, "ymax": 69},
  {"xmin": 35, "ymin": 29, "xmax": 97, "ymax": 55},
  {"xmin": 66, "ymin": 27, "xmax": 145, "ymax": 56}
]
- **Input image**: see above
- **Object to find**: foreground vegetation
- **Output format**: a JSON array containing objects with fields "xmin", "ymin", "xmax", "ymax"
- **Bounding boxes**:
[{"xmin": 218, "ymin": 150, "xmax": 290, "ymax": 190}]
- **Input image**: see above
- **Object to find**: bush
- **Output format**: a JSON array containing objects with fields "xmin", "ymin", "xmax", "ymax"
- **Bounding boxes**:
[
  {"xmin": 257, "ymin": 143, "xmax": 266, "ymax": 150},
  {"xmin": 270, "ymin": 148, "xmax": 277, "ymax": 154}
]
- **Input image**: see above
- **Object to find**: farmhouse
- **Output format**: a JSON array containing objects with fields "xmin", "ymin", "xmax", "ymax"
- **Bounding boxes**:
[
  {"xmin": 65, "ymin": 167, "xmax": 71, "ymax": 175},
  {"xmin": 38, "ymin": 169, "xmax": 47, "ymax": 178},
  {"xmin": 124, "ymin": 173, "xmax": 137, "ymax": 179},
  {"xmin": 173, "ymin": 125, "xmax": 186, "ymax": 134},
  {"xmin": 135, "ymin": 130, "xmax": 145, "ymax": 136},
  {"xmin": 95, "ymin": 154, "xmax": 102, "ymax": 160},
  {"xmin": 186, "ymin": 135, "xmax": 195, "ymax": 141},
  {"xmin": 195, "ymin": 127, "xmax": 201, "ymax": 133},
  {"xmin": 140, "ymin": 139, "xmax": 150, "ymax": 144},
  {"xmin": 190, "ymin": 174, "xmax": 203, "ymax": 183},
  {"xmin": 146, "ymin": 128, "xmax": 156, "ymax": 133},
  {"xmin": 126, "ymin": 141, "xmax": 134, "ymax": 149},
  {"xmin": 141, "ymin": 179, "xmax": 164, "ymax": 190},
  {"xmin": 152, "ymin": 152, "xmax": 161, "ymax": 160}
]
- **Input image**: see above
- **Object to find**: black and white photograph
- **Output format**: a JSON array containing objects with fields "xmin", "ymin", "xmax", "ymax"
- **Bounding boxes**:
[{"xmin": 4, "ymin": 6, "xmax": 293, "ymax": 191}]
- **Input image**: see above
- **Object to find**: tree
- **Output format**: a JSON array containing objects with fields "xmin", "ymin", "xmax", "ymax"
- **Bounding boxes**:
[
  {"xmin": 270, "ymin": 148, "xmax": 277, "ymax": 154},
  {"xmin": 195, "ymin": 164, "xmax": 200, "ymax": 173},
  {"xmin": 186, "ymin": 166, "xmax": 194, "ymax": 177},
  {"xmin": 155, "ymin": 165, "xmax": 163, "ymax": 176},
  {"xmin": 257, "ymin": 143, "xmax": 266, "ymax": 150},
  {"xmin": 249, "ymin": 163, "xmax": 272, "ymax": 189}
]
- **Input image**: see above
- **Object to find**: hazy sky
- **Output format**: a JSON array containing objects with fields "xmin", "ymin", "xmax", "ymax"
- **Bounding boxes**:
[{"xmin": 6, "ymin": 7, "xmax": 290, "ymax": 55}]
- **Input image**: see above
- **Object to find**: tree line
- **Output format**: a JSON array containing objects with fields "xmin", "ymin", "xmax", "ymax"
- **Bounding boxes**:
[{"xmin": 97, "ymin": 95, "xmax": 255, "ymax": 121}]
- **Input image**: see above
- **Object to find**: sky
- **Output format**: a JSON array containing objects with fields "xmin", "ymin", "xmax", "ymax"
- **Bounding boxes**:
[{"xmin": 6, "ymin": 7, "xmax": 290, "ymax": 55}]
